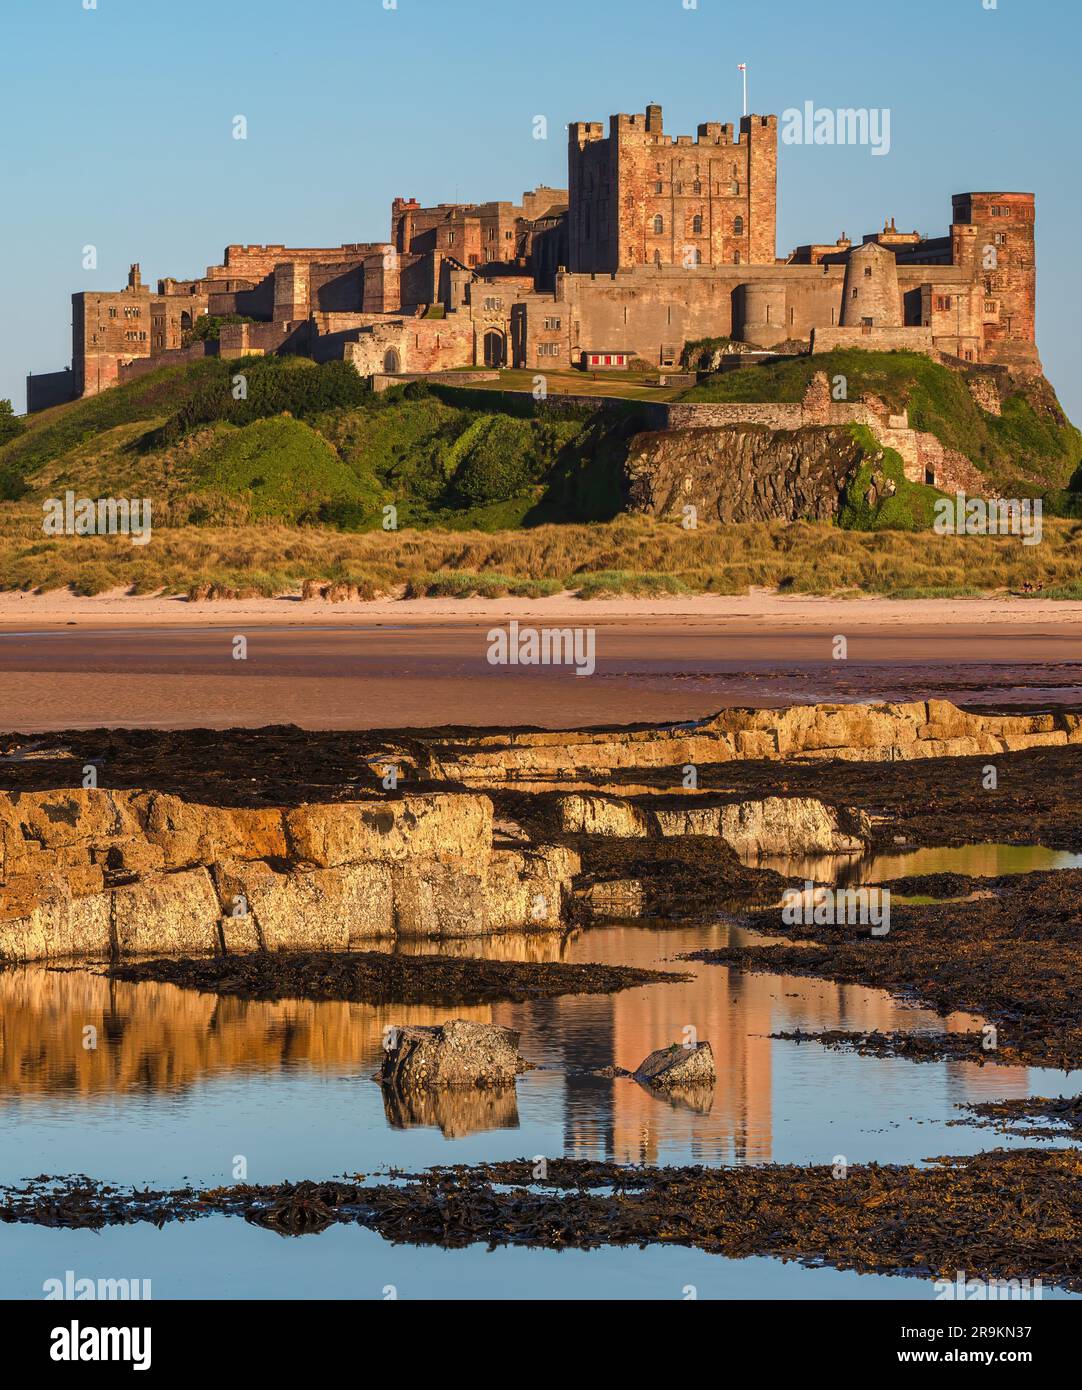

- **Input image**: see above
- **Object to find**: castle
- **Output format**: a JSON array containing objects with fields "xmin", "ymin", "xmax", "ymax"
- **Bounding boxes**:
[{"xmin": 26, "ymin": 104, "xmax": 1040, "ymax": 410}]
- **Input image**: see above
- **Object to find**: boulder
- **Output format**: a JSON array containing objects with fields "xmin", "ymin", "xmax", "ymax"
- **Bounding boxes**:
[
  {"xmin": 634, "ymin": 1041, "xmax": 716, "ymax": 1089},
  {"xmin": 379, "ymin": 1020, "xmax": 527, "ymax": 1090}
]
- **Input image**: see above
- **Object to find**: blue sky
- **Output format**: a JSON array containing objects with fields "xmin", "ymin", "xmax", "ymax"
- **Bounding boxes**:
[{"xmin": 3, "ymin": 0, "xmax": 1079, "ymax": 416}]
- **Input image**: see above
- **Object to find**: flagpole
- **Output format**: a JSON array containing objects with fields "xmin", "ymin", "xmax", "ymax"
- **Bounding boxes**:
[{"xmin": 739, "ymin": 63, "xmax": 748, "ymax": 116}]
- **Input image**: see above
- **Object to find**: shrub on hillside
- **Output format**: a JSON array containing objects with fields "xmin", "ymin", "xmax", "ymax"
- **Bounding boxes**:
[
  {"xmin": 149, "ymin": 359, "xmax": 371, "ymax": 446},
  {"xmin": 451, "ymin": 417, "xmax": 538, "ymax": 505},
  {"xmin": 0, "ymin": 400, "xmax": 24, "ymax": 447}
]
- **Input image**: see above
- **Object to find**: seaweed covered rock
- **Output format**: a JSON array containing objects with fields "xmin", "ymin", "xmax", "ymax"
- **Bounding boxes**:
[
  {"xmin": 379, "ymin": 1020, "xmax": 527, "ymax": 1090},
  {"xmin": 634, "ymin": 1041, "xmax": 716, "ymax": 1089}
]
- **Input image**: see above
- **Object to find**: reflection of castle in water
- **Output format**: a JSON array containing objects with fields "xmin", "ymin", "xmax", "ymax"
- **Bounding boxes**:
[{"xmin": 0, "ymin": 928, "xmax": 1030, "ymax": 1150}]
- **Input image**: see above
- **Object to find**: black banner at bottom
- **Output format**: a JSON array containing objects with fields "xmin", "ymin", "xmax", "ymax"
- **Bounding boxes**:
[{"xmin": 3, "ymin": 1293, "xmax": 1067, "ymax": 1375}]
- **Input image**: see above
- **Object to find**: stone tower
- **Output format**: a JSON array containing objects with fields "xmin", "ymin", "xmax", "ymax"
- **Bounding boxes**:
[
  {"xmin": 567, "ymin": 105, "xmax": 778, "ymax": 273},
  {"xmin": 951, "ymin": 192, "xmax": 1039, "ymax": 371},
  {"xmin": 841, "ymin": 241, "xmax": 902, "ymax": 327}
]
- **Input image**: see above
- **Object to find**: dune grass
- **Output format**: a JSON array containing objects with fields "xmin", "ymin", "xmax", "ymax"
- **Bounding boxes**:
[{"xmin": 0, "ymin": 510, "xmax": 1077, "ymax": 599}]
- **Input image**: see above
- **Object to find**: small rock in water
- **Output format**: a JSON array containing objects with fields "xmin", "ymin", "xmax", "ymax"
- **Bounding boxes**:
[
  {"xmin": 634, "ymin": 1041, "xmax": 716, "ymax": 1089},
  {"xmin": 379, "ymin": 1019, "xmax": 528, "ymax": 1091}
]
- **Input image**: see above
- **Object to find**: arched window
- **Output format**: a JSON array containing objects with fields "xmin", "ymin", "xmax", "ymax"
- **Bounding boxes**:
[
  {"xmin": 692, "ymin": 214, "xmax": 703, "ymax": 235},
  {"xmin": 734, "ymin": 215, "xmax": 744, "ymax": 237},
  {"xmin": 653, "ymin": 215, "xmax": 664, "ymax": 235}
]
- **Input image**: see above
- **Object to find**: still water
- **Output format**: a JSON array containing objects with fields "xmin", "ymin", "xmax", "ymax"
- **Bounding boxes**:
[
  {"xmin": 0, "ymin": 918, "xmax": 1077, "ymax": 1299},
  {"xmin": 748, "ymin": 840, "xmax": 1082, "ymax": 885}
]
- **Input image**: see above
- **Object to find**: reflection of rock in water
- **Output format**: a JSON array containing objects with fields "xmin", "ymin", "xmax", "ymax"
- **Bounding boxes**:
[
  {"xmin": 380, "ymin": 1082, "xmax": 520, "ymax": 1138},
  {"xmin": 633, "ymin": 1080, "xmax": 715, "ymax": 1117}
]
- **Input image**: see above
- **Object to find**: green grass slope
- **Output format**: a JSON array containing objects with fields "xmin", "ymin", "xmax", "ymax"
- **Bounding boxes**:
[
  {"xmin": 4, "ymin": 349, "xmax": 1079, "ymax": 536},
  {"xmin": 0, "ymin": 358, "xmax": 636, "ymax": 531}
]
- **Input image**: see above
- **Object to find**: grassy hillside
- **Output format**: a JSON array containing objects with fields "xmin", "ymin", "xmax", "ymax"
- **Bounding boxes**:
[
  {"xmin": 0, "ymin": 357, "xmax": 637, "ymax": 531},
  {"xmin": 2, "ymin": 349, "xmax": 1081, "ymax": 598},
  {"xmin": 681, "ymin": 348, "xmax": 1082, "ymax": 494}
]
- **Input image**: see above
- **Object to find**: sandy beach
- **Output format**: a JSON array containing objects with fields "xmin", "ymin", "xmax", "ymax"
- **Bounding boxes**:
[
  {"xmin": 0, "ymin": 587, "xmax": 1079, "ymax": 732},
  {"xmin": 2, "ymin": 585, "xmax": 1082, "ymax": 630}
]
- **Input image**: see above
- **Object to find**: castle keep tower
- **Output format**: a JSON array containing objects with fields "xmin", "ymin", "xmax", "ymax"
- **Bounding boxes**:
[{"xmin": 567, "ymin": 105, "xmax": 778, "ymax": 273}]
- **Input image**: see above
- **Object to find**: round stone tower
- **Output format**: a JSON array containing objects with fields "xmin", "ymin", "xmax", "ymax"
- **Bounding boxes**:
[{"xmin": 840, "ymin": 241, "xmax": 902, "ymax": 327}]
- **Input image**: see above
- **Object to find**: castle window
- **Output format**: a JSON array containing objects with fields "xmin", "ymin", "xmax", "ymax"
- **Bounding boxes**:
[
  {"xmin": 852, "ymin": 289, "xmax": 859, "ymax": 299},
  {"xmin": 733, "ymin": 216, "xmax": 744, "ymax": 236},
  {"xmin": 935, "ymin": 295, "xmax": 953, "ymax": 311},
  {"xmin": 984, "ymin": 300, "xmax": 997, "ymax": 314},
  {"xmin": 655, "ymin": 182, "xmax": 663, "ymax": 195},
  {"xmin": 730, "ymin": 182, "xmax": 739, "ymax": 196},
  {"xmin": 538, "ymin": 343, "xmax": 560, "ymax": 358},
  {"xmin": 864, "ymin": 266, "xmax": 873, "ymax": 277},
  {"xmin": 653, "ymin": 215, "xmax": 664, "ymax": 234},
  {"xmin": 733, "ymin": 252, "xmax": 740, "ymax": 265},
  {"xmin": 693, "ymin": 180, "xmax": 702, "ymax": 194},
  {"xmin": 994, "ymin": 232, "xmax": 1007, "ymax": 245},
  {"xmin": 544, "ymin": 317, "xmax": 562, "ymax": 330},
  {"xmin": 692, "ymin": 215, "xmax": 703, "ymax": 234},
  {"xmin": 688, "ymin": 248, "xmax": 702, "ymax": 265}
]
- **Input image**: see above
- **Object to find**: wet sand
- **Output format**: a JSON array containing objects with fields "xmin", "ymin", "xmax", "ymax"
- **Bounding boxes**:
[{"xmin": 1, "ymin": 591, "xmax": 1081, "ymax": 731}]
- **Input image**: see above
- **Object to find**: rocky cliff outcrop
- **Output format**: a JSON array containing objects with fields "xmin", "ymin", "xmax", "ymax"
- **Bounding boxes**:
[
  {"xmin": 419, "ymin": 700, "xmax": 1081, "ymax": 787},
  {"xmin": 0, "ymin": 789, "xmax": 579, "ymax": 963},
  {"xmin": 624, "ymin": 423, "xmax": 864, "ymax": 523},
  {"xmin": 4, "ymin": 700, "xmax": 1075, "ymax": 963},
  {"xmin": 554, "ymin": 793, "xmax": 868, "ymax": 856}
]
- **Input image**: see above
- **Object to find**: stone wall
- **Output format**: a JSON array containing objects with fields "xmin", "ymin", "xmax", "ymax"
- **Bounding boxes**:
[
  {"xmin": 344, "ymin": 315, "xmax": 474, "ymax": 376},
  {"xmin": 812, "ymin": 326, "xmax": 935, "ymax": 355}
]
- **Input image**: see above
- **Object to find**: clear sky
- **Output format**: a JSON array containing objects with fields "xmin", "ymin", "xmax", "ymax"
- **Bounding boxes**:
[{"xmin": 3, "ymin": 0, "xmax": 1079, "ymax": 416}]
